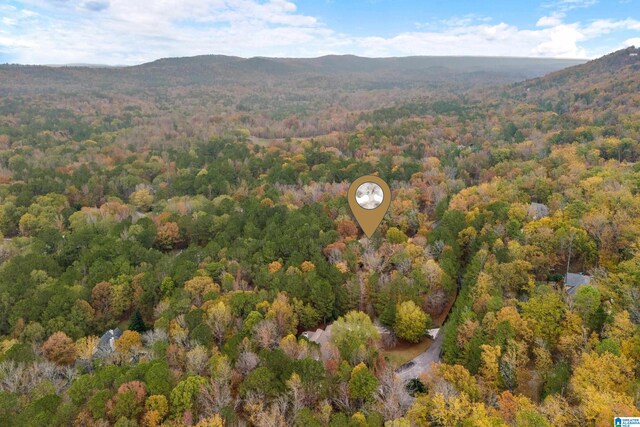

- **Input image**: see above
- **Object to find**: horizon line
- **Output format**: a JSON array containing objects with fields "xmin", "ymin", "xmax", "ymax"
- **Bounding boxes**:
[{"xmin": 0, "ymin": 52, "xmax": 594, "ymax": 69}]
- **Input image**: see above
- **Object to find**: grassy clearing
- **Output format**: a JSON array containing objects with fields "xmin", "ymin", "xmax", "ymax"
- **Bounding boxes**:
[{"xmin": 381, "ymin": 337, "xmax": 432, "ymax": 369}]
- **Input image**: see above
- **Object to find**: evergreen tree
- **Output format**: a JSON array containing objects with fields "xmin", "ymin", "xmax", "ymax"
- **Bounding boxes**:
[{"xmin": 128, "ymin": 309, "xmax": 146, "ymax": 333}]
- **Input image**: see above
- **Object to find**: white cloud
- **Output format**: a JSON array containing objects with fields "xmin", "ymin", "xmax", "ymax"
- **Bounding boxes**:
[
  {"xmin": 545, "ymin": 0, "xmax": 599, "ymax": 11},
  {"xmin": 624, "ymin": 37, "xmax": 640, "ymax": 46},
  {"xmin": 415, "ymin": 14, "xmax": 492, "ymax": 30},
  {"xmin": 582, "ymin": 18, "xmax": 640, "ymax": 36},
  {"xmin": 352, "ymin": 15, "xmax": 640, "ymax": 59},
  {"xmin": 352, "ymin": 22, "xmax": 590, "ymax": 58},
  {"xmin": 2, "ymin": 17, "xmax": 18, "ymax": 26},
  {"xmin": 0, "ymin": 0, "xmax": 639, "ymax": 64},
  {"xmin": 537, "ymin": 12, "xmax": 566, "ymax": 27}
]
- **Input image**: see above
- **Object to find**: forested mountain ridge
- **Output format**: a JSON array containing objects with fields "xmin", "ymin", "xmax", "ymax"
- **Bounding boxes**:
[
  {"xmin": 0, "ymin": 48, "xmax": 639, "ymax": 426},
  {"xmin": 516, "ymin": 46, "xmax": 640, "ymax": 92},
  {"xmin": 1, "ymin": 54, "xmax": 585, "ymax": 89},
  {"xmin": 0, "ymin": 55, "xmax": 584, "ymax": 139},
  {"xmin": 506, "ymin": 46, "xmax": 640, "ymax": 112}
]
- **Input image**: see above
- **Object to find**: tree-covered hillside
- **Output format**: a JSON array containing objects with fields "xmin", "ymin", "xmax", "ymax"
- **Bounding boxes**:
[
  {"xmin": 0, "ymin": 48, "xmax": 639, "ymax": 426},
  {"xmin": 0, "ymin": 55, "xmax": 583, "ymax": 140}
]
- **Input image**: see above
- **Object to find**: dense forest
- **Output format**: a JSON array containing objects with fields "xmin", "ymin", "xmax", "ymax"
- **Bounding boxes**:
[{"xmin": 0, "ymin": 47, "xmax": 638, "ymax": 426}]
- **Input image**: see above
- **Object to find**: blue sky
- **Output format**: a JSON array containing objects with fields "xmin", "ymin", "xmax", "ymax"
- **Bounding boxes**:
[{"xmin": 0, "ymin": 0, "xmax": 638, "ymax": 64}]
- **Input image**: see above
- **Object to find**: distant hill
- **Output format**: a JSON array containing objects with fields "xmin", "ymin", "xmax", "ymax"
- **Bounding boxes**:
[
  {"xmin": 127, "ymin": 54, "xmax": 586, "ymax": 76},
  {"xmin": 0, "ymin": 53, "xmax": 593, "ymax": 139},
  {"xmin": 0, "ymin": 54, "xmax": 586, "ymax": 94},
  {"xmin": 507, "ymin": 46, "xmax": 640, "ymax": 104}
]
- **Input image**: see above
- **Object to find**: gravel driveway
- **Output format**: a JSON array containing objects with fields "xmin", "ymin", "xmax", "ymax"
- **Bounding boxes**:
[{"xmin": 396, "ymin": 331, "xmax": 444, "ymax": 381}]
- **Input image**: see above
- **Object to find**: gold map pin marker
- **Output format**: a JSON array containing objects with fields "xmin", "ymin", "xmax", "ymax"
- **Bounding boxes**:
[{"xmin": 348, "ymin": 175, "xmax": 391, "ymax": 238}]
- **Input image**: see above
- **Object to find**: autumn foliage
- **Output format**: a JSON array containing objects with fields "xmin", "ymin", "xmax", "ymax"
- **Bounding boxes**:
[
  {"xmin": 42, "ymin": 331, "xmax": 76, "ymax": 366},
  {"xmin": 0, "ymin": 48, "xmax": 639, "ymax": 426}
]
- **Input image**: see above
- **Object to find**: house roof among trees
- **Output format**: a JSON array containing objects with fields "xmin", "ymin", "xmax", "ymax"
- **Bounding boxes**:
[
  {"xmin": 565, "ymin": 273, "xmax": 593, "ymax": 296},
  {"xmin": 96, "ymin": 328, "xmax": 122, "ymax": 354}
]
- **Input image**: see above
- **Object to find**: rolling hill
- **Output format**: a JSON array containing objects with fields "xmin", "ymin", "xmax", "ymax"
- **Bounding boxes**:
[{"xmin": 0, "ymin": 54, "xmax": 586, "ymax": 93}]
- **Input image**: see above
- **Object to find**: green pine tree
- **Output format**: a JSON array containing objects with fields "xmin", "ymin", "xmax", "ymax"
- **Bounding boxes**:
[{"xmin": 128, "ymin": 309, "xmax": 146, "ymax": 333}]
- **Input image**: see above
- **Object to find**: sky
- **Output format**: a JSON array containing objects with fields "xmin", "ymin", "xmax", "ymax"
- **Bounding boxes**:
[{"xmin": 0, "ymin": 0, "xmax": 639, "ymax": 65}]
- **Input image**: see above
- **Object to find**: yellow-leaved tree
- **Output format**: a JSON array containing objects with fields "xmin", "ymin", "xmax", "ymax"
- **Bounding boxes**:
[
  {"xmin": 115, "ymin": 330, "xmax": 142, "ymax": 354},
  {"xmin": 570, "ymin": 351, "xmax": 639, "ymax": 423},
  {"xmin": 75, "ymin": 335, "xmax": 99, "ymax": 361},
  {"xmin": 394, "ymin": 300, "xmax": 431, "ymax": 343}
]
